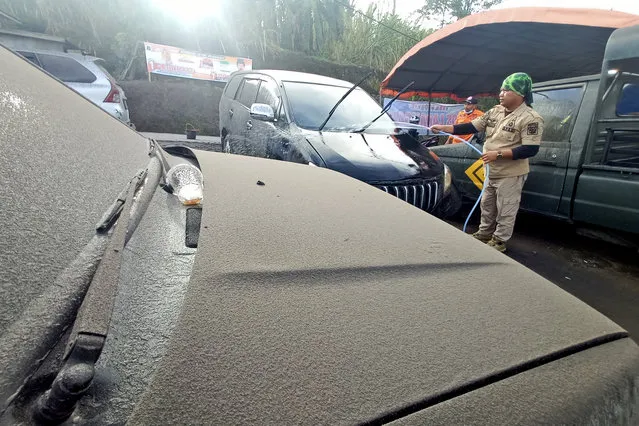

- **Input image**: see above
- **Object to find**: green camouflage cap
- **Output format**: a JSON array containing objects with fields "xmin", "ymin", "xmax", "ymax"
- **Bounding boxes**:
[{"xmin": 502, "ymin": 72, "xmax": 533, "ymax": 105}]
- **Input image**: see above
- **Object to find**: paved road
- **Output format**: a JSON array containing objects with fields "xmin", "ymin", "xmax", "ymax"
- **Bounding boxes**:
[
  {"xmin": 449, "ymin": 212, "xmax": 639, "ymax": 340},
  {"xmin": 145, "ymin": 136, "xmax": 639, "ymax": 340}
]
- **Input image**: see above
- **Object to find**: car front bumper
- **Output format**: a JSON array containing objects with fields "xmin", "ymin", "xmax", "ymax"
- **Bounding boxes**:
[{"xmin": 372, "ymin": 178, "xmax": 443, "ymax": 212}]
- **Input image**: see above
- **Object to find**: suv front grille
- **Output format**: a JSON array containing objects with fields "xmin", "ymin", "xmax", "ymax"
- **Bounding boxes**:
[{"xmin": 375, "ymin": 181, "xmax": 440, "ymax": 211}]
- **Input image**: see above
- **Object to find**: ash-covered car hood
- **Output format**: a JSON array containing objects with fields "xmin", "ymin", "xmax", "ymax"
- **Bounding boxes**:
[
  {"xmin": 129, "ymin": 152, "xmax": 636, "ymax": 425},
  {"xmin": 0, "ymin": 46, "xmax": 149, "ymax": 336}
]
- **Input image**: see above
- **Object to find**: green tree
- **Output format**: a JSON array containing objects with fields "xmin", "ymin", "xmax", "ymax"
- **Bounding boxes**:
[
  {"xmin": 323, "ymin": 4, "xmax": 430, "ymax": 72},
  {"xmin": 417, "ymin": 0, "xmax": 503, "ymax": 28},
  {"xmin": 0, "ymin": 0, "xmax": 428, "ymax": 80}
]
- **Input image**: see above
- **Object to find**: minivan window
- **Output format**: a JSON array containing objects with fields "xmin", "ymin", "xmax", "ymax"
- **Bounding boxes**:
[
  {"xmin": 256, "ymin": 79, "xmax": 280, "ymax": 111},
  {"xmin": 532, "ymin": 86, "xmax": 583, "ymax": 142},
  {"xmin": 94, "ymin": 61, "xmax": 116, "ymax": 81},
  {"xmin": 224, "ymin": 75, "xmax": 242, "ymax": 98},
  {"xmin": 237, "ymin": 78, "xmax": 260, "ymax": 108},
  {"xmin": 616, "ymin": 83, "xmax": 639, "ymax": 116},
  {"xmin": 37, "ymin": 54, "xmax": 97, "ymax": 83},
  {"xmin": 17, "ymin": 51, "xmax": 41, "ymax": 67},
  {"xmin": 282, "ymin": 82, "xmax": 395, "ymax": 132}
]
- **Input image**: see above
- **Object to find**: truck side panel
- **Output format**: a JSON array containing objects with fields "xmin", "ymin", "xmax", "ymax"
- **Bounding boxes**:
[
  {"xmin": 573, "ymin": 166, "xmax": 639, "ymax": 234},
  {"xmin": 573, "ymin": 71, "xmax": 639, "ymax": 234}
]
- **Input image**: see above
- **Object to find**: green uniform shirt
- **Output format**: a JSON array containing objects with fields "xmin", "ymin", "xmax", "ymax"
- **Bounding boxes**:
[{"xmin": 472, "ymin": 103, "xmax": 544, "ymax": 178}]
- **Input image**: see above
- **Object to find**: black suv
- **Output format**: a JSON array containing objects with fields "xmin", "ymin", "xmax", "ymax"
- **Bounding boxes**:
[{"xmin": 219, "ymin": 70, "xmax": 461, "ymax": 217}]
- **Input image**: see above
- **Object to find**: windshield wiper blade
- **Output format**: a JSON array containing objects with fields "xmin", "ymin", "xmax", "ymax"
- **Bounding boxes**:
[
  {"xmin": 31, "ymin": 168, "xmax": 149, "ymax": 424},
  {"xmin": 318, "ymin": 71, "xmax": 374, "ymax": 132},
  {"xmin": 96, "ymin": 169, "xmax": 147, "ymax": 233},
  {"xmin": 353, "ymin": 81, "xmax": 414, "ymax": 133}
]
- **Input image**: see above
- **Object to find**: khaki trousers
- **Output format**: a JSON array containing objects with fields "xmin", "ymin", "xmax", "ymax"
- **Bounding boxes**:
[{"xmin": 478, "ymin": 174, "xmax": 527, "ymax": 242}]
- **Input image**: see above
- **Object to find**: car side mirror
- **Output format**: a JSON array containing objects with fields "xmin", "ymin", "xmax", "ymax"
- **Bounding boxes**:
[{"xmin": 250, "ymin": 103, "xmax": 275, "ymax": 122}]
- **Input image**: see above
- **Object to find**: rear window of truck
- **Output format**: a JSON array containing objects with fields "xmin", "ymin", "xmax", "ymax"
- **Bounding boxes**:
[{"xmin": 616, "ymin": 84, "xmax": 639, "ymax": 117}]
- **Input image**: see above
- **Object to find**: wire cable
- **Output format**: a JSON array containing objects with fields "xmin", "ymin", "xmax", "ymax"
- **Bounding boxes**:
[{"xmin": 426, "ymin": 129, "xmax": 489, "ymax": 233}]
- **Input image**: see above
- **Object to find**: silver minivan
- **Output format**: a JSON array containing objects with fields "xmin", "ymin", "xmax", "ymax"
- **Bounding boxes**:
[{"xmin": 16, "ymin": 49, "xmax": 131, "ymax": 125}]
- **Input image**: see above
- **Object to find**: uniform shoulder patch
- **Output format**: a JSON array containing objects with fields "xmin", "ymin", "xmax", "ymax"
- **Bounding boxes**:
[{"xmin": 527, "ymin": 122, "xmax": 539, "ymax": 135}]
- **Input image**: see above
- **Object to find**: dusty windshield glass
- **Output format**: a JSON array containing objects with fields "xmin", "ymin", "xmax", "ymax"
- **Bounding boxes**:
[{"xmin": 283, "ymin": 82, "xmax": 396, "ymax": 132}]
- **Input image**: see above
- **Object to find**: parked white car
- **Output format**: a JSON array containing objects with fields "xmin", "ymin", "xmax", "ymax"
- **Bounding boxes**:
[{"xmin": 15, "ymin": 49, "xmax": 131, "ymax": 125}]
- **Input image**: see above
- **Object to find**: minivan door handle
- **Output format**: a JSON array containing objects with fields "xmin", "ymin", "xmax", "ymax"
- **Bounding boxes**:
[{"xmin": 246, "ymin": 120, "xmax": 253, "ymax": 130}]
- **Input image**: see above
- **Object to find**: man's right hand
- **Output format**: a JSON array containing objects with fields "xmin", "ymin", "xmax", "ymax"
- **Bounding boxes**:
[{"xmin": 431, "ymin": 124, "xmax": 454, "ymax": 134}]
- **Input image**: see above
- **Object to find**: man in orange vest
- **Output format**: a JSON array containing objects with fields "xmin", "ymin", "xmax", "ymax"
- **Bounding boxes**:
[{"xmin": 445, "ymin": 96, "xmax": 484, "ymax": 144}]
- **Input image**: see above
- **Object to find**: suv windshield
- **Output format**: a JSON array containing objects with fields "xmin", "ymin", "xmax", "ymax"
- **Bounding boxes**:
[{"xmin": 282, "ymin": 81, "xmax": 396, "ymax": 132}]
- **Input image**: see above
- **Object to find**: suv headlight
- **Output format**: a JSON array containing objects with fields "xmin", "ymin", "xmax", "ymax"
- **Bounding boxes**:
[{"xmin": 443, "ymin": 164, "xmax": 452, "ymax": 193}]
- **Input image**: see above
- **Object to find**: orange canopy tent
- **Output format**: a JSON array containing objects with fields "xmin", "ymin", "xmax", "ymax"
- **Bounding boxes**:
[{"xmin": 380, "ymin": 8, "xmax": 639, "ymax": 101}]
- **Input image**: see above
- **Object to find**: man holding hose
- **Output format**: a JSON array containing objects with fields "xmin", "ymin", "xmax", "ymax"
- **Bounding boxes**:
[{"xmin": 431, "ymin": 72, "xmax": 544, "ymax": 252}]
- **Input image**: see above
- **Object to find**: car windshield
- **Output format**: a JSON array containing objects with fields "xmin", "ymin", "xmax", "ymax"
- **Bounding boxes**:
[{"xmin": 282, "ymin": 81, "xmax": 396, "ymax": 132}]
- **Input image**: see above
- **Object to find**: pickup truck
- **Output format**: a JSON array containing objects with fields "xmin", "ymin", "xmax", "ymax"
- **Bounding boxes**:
[{"xmin": 431, "ymin": 25, "xmax": 639, "ymax": 242}]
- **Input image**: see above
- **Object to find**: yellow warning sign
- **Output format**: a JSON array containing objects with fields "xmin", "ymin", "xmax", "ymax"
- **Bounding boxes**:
[{"xmin": 465, "ymin": 159, "xmax": 485, "ymax": 190}]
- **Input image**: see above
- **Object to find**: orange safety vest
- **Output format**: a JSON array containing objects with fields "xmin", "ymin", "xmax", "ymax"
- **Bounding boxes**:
[{"xmin": 447, "ymin": 109, "xmax": 484, "ymax": 143}]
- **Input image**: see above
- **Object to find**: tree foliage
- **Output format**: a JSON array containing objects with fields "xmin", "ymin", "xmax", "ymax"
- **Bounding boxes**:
[
  {"xmin": 324, "ymin": 4, "xmax": 430, "ymax": 73},
  {"xmin": 0, "ymin": 0, "xmax": 499, "ymax": 80},
  {"xmin": 0, "ymin": 0, "xmax": 356, "ymax": 74},
  {"xmin": 417, "ymin": 0, "xmax": 503, "ymax": 28}
]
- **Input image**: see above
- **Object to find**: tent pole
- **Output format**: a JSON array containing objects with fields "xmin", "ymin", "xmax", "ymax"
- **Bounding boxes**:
[{"xmin": 427, "ymin": 90, "xmax": 432, "ymax": 127}]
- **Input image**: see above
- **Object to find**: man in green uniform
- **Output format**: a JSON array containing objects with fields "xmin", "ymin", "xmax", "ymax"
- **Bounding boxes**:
[{"xmin": 431, "ymin": 72, "xmax": 544, "ymax": 252}]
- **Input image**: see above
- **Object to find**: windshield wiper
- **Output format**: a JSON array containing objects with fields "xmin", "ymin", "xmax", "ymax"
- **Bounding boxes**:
[
  {"xmin": 30, "ymin": 166, "xmax": 155, "ymax": 424},
  {"xmin": 318, "ymin": 71, "xmax": 374, "ymax": 132},
  {"xmin": 353, "ymin": 81, "xmax": 414, "ymax": 133}
]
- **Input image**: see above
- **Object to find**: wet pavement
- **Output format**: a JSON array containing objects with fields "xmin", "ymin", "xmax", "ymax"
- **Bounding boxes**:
[
  {"xmin": 155, "ymin": 137, "xmax": 638, "ymax": 341},
  {"xmin": 449, "ymin": 212, "xmax": 639, "ymax": 341}
]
